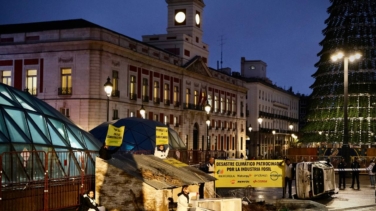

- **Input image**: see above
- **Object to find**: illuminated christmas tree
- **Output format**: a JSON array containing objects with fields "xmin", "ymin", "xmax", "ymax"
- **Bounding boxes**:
[{"xmin": 303, "ymin": 0, "xmax": 376, "ymax": 145}]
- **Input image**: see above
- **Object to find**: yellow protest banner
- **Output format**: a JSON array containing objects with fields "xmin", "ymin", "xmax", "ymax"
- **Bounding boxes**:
[
  {"xmin": 105, "ymin": 124, "xmax": 125, "ymax": 147},
  {"xmin": 156, "ymin": 126, "xmax": 168, "ymax": 145},
  {"xmin": 163, "ymin": 158, "xmax": 188, "ymax": 167},
  {"xmin": 214, "ymin": 160, "xmax": 284, "ymax": 188}
]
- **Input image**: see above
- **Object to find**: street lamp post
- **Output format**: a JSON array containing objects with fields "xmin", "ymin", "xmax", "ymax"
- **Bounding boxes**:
[
  {"xmin": 331, "ymin": 51, "xmax": 361, "ymax": 165},
  {"xmin": 272, "ymin": 130, "xmax": 276, "ymax": 159},
  {"xmin": 205, "ymin": 102, "xmax": 211, "ymax": 151},
  {"xmin": 248, "ymin": 125, "xmax": 252, "ymax": 159},
  {"xmin": 258, "ymin": 117, "xmax": 263, "ymax": 158},
  {"xmin": 206, "ymin": 118, "xmax": 211, "ymax": 150},
  {"xmin": 103, "ymin": 77, "xmax": 113, "ymax": 122},
  {"xmin": 289, "ymin": 123, "xmax": 293, "ymax": 146},
  {"xmin": 288, "ymin": 124, "xmax": 293, "ymax": 156}
]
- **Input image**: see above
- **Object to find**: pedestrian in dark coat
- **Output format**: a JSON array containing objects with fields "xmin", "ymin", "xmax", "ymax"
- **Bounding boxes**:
[
  {"xmin": 350, "ymin": 157, "xmax": 360, "ymax": 190},
  {"xmin": 99, "ymin": 144, "xmax": 120, "ymax": 160},
  {"xmin": 338, "ymin": 157, "xmax": 347, "ymax": 189},
  {"xmin": 283, "ymin": 158, "xmax": 293, "ymax": 198}
]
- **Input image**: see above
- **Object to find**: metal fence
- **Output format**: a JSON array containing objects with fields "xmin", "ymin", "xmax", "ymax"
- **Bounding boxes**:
[
  {"xmin": 0, "ymin": 149, "xmax": 225, "ymax": 211},
  {"xmin": 0, "ymin": 150, "xmax": 97, "ymax": 211},
  {"xmin": 4, "ymin": 149, "xmax": 371, "ymax": 211},
  {"xmin": 286, "ymin": 155, "xmax": 376, "ymax": 173}
]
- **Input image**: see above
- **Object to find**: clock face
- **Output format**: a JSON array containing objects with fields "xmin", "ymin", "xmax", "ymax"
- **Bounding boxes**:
[
  {"xmin": 195, "ymin": 13, "xmax": 200, "ymax": 25},
  {"xmin": 175, "ymin": 11, "xmax": 186, "ymax": 23}
]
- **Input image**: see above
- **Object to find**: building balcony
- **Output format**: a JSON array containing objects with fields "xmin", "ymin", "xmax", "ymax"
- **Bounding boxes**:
[
  {"xmin": 129, "ymin": 93, "xmax": 137, "ymax": 100},
  {"xmin": 174, "ymin": 101, "xmax": 180, "ymax": 107},
  {"xmin": 112, "ymin": 90, "xmax": 120, "ymax": 97},
  {"xmin": 227, "ymin": 111, "xmax": 231, "ymax": 115},
  {"xmin": 183, "ymin": 103, "xmax": 203, "ymax": 111},
  {"xmin": 164, "ymin": 99, "xmax": 170, "ymax": 106},
  {"xmin": 142, "ymin": 96, "xmax": 149, "ymax": 102},
  {"xmin": 232, "ymin": 112, "xmax": 236, "ymax": 116},
  {"xmin": 58, "ymin": 87, "xmax": 72, "ymax": 95},
  {"xmin": 154, "ymin": 98, "xmax": 160, "ymax": 104}
]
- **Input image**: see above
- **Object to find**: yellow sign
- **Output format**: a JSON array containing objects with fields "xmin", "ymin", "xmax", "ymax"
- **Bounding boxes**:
[
  {"xmin": 215, "ymin": 160, "xmax": 284, "ymax": 188},
  {"xmin": 163, "ymin": 158, "xmax": 188, "ymax": 167},
  {"xmin": 105, "ymin": 125, "xmax": 125, "ymax": 147},
  {"xmin": 156, "ymin": 126, "xmax": 169, "ymax": 145}
]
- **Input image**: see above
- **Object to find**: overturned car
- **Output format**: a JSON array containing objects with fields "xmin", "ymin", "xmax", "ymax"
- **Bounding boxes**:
[{"xmin": 295, "ymin": 161, "xmax": 336, "ymax": 199}]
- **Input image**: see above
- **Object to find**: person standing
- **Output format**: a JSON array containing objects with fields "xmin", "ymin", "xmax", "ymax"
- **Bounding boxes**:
[
  {"xmin": 366, "ymin": 160, "xmax": 375, "ymax": 187},
  {"xmin": 283, "ymin": 158, "xmax": 293, "ymax": 198},
  {"xmin": 338, "ymin": 157, "xmax": 347, "ymax": 189},
  {"xmin": 350, "ymin": 157, "xmax": 360, "ymax": 190},
  {"xmin": 177, "ymin": 185, "xmax": 198, "ymax": 211},
  {"xmin": 206, "ymin": 157, "xmax": 215, "ymax": 176}
]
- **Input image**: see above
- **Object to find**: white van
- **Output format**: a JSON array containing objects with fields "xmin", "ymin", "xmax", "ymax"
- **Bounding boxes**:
[{"xmin": 295, "ymin": 161, "xmax": 336, "ymax": 199}]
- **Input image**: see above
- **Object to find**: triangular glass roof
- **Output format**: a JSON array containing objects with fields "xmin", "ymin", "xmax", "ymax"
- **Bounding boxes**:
[{"xmin": 0, "ymin": 83, "xmax": 102, "ymax": 151}]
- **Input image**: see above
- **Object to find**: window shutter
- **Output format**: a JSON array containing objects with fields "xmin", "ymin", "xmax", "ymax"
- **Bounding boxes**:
[
  {"xmin": 170, "ymin": 114, "xmax": 174, "ymax": 124},
  {"xmin": 160, "ymin": 113, "xmax": 164, "ymax": 122}
]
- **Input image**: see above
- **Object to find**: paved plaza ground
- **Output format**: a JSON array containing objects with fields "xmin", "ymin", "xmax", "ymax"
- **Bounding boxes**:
[
  {"xmin": 62, "ymin": 174, "xmax": 376, "ymax": 211},
  {"xmin": 248, "ymin": 174, "xmax": 376, "ymax": 210}
]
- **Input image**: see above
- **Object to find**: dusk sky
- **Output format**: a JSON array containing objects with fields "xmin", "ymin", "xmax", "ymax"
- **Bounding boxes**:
[{"xmin": 0, "ymin": 0, "xmax": 331, "ymax": 95}]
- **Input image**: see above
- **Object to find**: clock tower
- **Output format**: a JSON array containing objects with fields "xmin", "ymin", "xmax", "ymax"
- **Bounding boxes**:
[
  {"xmin": 143, "ymin": 0, "xmax": 209, "ymax": 65},
  {"xmin": 166, "ymin": 0, "xmax": 204, "ymax": 39}
]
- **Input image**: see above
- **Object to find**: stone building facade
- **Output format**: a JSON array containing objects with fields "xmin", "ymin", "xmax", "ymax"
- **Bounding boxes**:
[
  {"xmin": 0, "ymin": 0, "xmax": 248, "ymax": 157},
  {"xmin": 241, "ymin": 57, "xmax": 300, "ymax": 158}
]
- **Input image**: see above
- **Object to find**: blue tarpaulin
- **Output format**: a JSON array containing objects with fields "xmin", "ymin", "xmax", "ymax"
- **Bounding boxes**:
[{"xmin": 89, "ymin": 117, "xmax": 186, "ymax": 152}]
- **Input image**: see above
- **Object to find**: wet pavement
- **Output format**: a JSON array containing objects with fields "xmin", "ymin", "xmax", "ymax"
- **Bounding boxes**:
[{"xmin": 248, "ymin": 174, "xmax": 376, "ymax": 210}]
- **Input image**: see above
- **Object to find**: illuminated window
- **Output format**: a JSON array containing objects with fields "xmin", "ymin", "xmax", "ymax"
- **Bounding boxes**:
[
  {"xmin": 214, "ymin": 96, "xmax": 219, "ymax": 112},
  {"xmin": 60, "ymin": 68, "xmax": 72, "ymax": 95},
  {"xmin": 164, "ymin": 83, "xmax": 170, "ymax": 103},
  {"xmin": 173, "ymin": 86, "xmax": 179, "ymax": 104},
  {"xmin": 142, "ymin": 78, "xmax": 148, "ymax": 101},
  {"xmin": 154, "ymin": 81, "xmax": 159, "ymax": 101},
  {"xmin": 164, "ymin": 115, "xmax": 168, "ymax": 125},
  {"xmin": 220, "ymin": 97, "xmax": 225, "ymax": 113},
  {"xmin": 112, "ymin": 70, "xmax": 119, "ymax": 96},
  {"xmin": 60, "ymin": 108, "xmax": 70, "ymax": 118},
  {"xmin": 130, "ymin": 75, "xmax": 136, "ymax": 99},
  {"xmin": 1, "ymin": 70, "xmax": 11, "ymax": 86},
  {"xmin": 226, "ymin": 98, "xmax": 229, "ymax": 111},
  {"xmin": 185, "ymin": 88, "xmax": 190, "ymax": 106},
  {"xmin": 194, "ymin": 90, "xmax": 199, "ymax": 106},
  {"xmin": 26, "ymin": 69, "xmax": 37, "ymax": 95}
]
